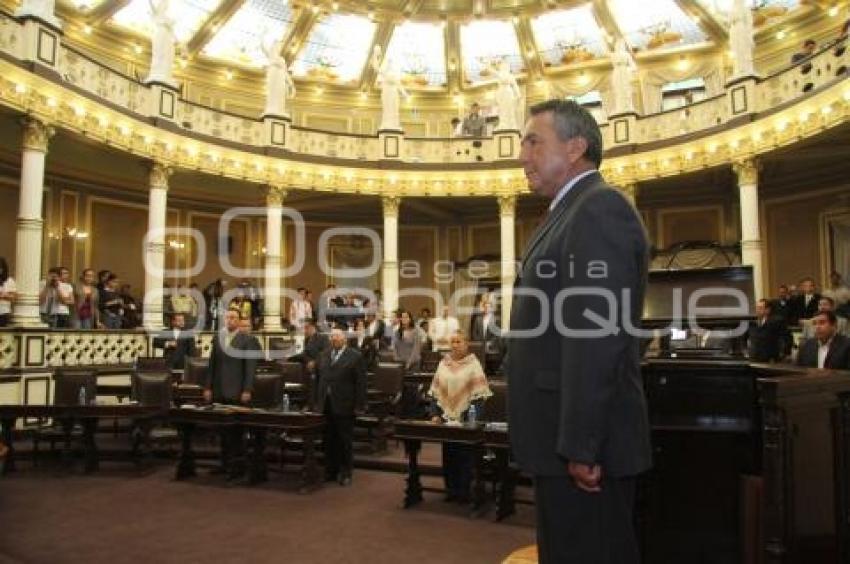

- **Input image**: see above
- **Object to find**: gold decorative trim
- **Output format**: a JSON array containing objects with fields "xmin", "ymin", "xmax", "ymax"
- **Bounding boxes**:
[
  {"xmin": 20, "ymin": 117, "xmax": 53, "ymax": 152},
  {"xmin": 149, "ymin": 162, "xmax": 172, "ymax": 191},
  {"xmin": 382, "ymin": 195, "xmax": 401, "ymax": 216}
]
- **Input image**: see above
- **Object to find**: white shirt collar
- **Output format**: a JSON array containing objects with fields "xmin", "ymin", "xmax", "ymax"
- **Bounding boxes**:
[{"xmin": 549, "ymin": 169, "xmax": 598, "ymax": 211}]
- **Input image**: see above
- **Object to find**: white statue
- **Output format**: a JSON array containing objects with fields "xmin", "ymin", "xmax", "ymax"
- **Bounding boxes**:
[
  {"xmin": 729, "ymin": 0, "xmax": 755, "ymax": 78},
  {"xmin": 261, "ymin": 34, "xmax": 296, "ymax": 117},
  {"xmin": 610, "ymin": 39, "xmax": 636, "ymax": 115},
  {"xmin": 145, "ymin": 0, "xmax": 177, "ymax": 86},
  {"xmin": 371, "ymin": 45, "xmax": 408, "ymax": 131},
  {"xmin": 16, "ymin": 0, "xmax": 61, "ymax": 28},
  {"xmin": 491, "ymin": 58, "xmax": 521, "ymax": 131}
]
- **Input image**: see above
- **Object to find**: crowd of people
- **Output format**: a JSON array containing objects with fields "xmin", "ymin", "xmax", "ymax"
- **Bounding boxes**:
[{"xmin": 747, "ymin": 271, "xmax": 850, "ymax": 368}]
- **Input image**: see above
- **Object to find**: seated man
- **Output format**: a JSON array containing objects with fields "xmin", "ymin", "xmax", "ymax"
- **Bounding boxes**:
[
  {"xmin": 797, "ymin": 311, "xmax": 850, "ymax": 370},
  {"xmin": 152, "ymin": 312, "xmax": 197, "ymax": 370},
  {"xmin": 791, "ymin": 39, "xmax": 817, "ymax": 63},
  {"xmin": 801, "ymin": 296, "xmax": 849, "ymax": 338}
]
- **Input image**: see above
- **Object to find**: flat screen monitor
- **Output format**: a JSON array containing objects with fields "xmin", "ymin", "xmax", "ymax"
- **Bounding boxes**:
[{"xmin": 643, "ymin": 265, "xmax": 754, "ymax": 322}]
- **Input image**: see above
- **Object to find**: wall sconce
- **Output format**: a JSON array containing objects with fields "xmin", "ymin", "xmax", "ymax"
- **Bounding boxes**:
[
  {"xmin": 167, "ymin": 239, "xmax": 186, "ymax": 250},
  {"xmin": 251, "ymin": 246, "xmax": 267, "ymax": 257}
]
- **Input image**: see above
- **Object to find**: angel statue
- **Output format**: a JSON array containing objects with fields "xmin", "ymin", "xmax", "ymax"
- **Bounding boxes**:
[
  {"xmin": 729, "ymin": 0, "xmax": 755, "ymax": 78},
  {"xmin": 491, "ymin": 58, "xmax": 521, "ymax": 131},
  {"xmin": 145, "ymin": 0, "xmax": 177, "ymax": 85},
  {"xmin": 371, "ymin": 45, "xmax": 408, "ymax": 131},
  {"xmin": 610, "ymin": 39, "xmax": 637, "ymax": 115},
  {"xmin": 16, "ymin": 0, "xmax": 60, "ymax": 27},
  {"xmin": 261, "ymin": 33, "xmax": 296, "ymax": 117}
]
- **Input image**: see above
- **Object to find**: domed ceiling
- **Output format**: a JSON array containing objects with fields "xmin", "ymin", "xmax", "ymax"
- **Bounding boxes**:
[{"xmin": 55, "ymin": 0, "xmax": 812, "ymax": 91}]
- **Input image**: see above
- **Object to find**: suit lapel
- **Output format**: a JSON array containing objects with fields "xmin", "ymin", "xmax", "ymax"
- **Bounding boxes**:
[{"xmin": 521, "ymin": 173, "xmax": 602, "ymax": 270}]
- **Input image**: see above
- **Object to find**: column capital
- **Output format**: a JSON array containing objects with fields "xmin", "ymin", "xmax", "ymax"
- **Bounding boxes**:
[
  {"xmin": 382, "ymin": 195, "xmax": 401, "ymax": 217},
  {"xmin": 733, "ymin": 158, "xmax": 760, "ymax": 185},
  {"xmin": 148, "ymin": 162, "xmax": 172, "ymax": 191},
  {"xmin": 21, "ymin": 117, "xmax": 54, "ymax": 152},
  {"xmin": 497, "ymin": 194, "xmax": 516, "ymax": 216},
  {"xmin": 620, "ymin": 183, "xmax": 637, "ymax": 203},
  {"xmin": 264, "ymin": 184, "xmax": 287, "ymax": 206}
]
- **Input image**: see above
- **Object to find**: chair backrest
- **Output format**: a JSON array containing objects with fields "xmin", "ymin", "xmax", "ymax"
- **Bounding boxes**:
[
  {"xmin": 373, "ymin": 362, "xmax": 404, "ymax": 398},
  {"xmin": 268, "ymin": 337, "xmax": 296, "ymax": 359},
  {"xmin": 468, "ymin": 341, "xmax": 486, "ymax": 368},
  {"xmin": 183, "ymin": 356, "xmax": 208, "ymax": 385},
  {"xmin": 253, "ymin": 372, "xmax": 284, "ymax": 409},
  {"xmin": 280, "ymin": 361, "xmax": 305, "ymax": 385},
  {"xmin": 377, "ymin": 350, "xmax": 396, "ymax": 363},
  {"xmin": 420, "ymin": 350, "xmax": 442, "ymax": 373},
  {"xmin": 136, "ymin": 356, "xmax": 167, "ymax": 371},
  {"xmin": 482, "ymin": 379, "xmax": 507, "ymax": 422},
  {"xmin": 54, "ymin": 370, "xmax": 97, "ymax": 406},
  {"xmin": 132, "ymin": 371, "xmax": 173, "ymax": 408}
]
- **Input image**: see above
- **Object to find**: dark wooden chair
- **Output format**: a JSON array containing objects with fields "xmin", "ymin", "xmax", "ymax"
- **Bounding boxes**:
[
  {"xmin": 182, "ymin": 356, "xmax": 208, "ymax": 386},
  {"xmin": 356, "ymin": 362, "xmax": 405, "ymax": 453},
  {"xmin": 32, "ymin": 369, "xmax": 97, "ymax": 465},
  {"xmin": 482, "ymin": 380, "xmax": 507, "ymax": 423},
  {"xmin": 135, "ymin": 356, "xmax": 168, "ymax": 372},
  {"xmin": 252, "ymin": 372, "xmax": 284, "ymax": 409},
  {"xmin": 130, "ymin": 371, "xmax": 177, "ymax": 459},
  {"xmin": 420, "ymin": 350, "xmax": 442, "ymax": 373}
]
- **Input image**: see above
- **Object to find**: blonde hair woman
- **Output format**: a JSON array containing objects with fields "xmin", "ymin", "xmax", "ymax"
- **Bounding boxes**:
[{"xmin": 428, "ymin": 330, "xmax": 492, "ymax": 502}]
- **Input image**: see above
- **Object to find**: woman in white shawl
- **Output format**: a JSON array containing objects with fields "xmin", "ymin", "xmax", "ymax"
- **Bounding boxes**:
[{"xmin": 428, "ymin": 330, "xmax": 492, "ymax": 503}]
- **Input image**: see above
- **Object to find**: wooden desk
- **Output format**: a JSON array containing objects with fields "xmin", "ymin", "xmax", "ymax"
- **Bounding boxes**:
[
  {"xmin": 392, "ymin": 420, "xmax": 516, "ymax": 520},
  {"xmin": 0, "ymin": 404, "xmax": 164, "ymax": 474},
  {"xmin": 168, "ymin": 406, "xmax": 325, "ymax": 492}
]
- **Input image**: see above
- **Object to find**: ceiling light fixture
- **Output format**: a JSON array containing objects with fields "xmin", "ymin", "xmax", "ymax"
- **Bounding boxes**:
[{"xmin": 82, "ymin": 24, "xmax": 92, "ymax": 34}]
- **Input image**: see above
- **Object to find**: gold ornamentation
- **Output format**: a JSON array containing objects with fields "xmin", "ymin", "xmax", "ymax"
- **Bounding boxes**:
[
  {"xmin": 264, "ymin": 184, "xmax": 287, "ymax": 206},
  {"xmin": 21, "ymin": 117, "xmax": 54, "ymax": 152},
  {"xmin": 733, "ymin": 159, "xmax": 759, "ymax": 186},
  {"xmin": 497, "ymin": 194, "xmax": 516, "ymax": 216},
  {"xmin": 149, "ymin": 162, "xmax": 172, "ymax": 190},
  {"xmin": 382, "ymin": 195, "xmax": 401, "ymax": 216}
]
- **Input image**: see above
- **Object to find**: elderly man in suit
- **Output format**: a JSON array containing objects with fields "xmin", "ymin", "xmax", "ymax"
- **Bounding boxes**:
[
  {"xmin": 203, "ymin": 308, "xmax": 260, "ymax": 481},
  {"xmin": 797, "ymin": 310, "xmax": 850, "ymax": 369},
  {"xmin": 314, "ymin": 328, "xmax": 367, "ymax": 486},
  {"xmin": 505, "ymin": 99, "xmax": 651, "ymax": 564},
  {"xmin": 152, "ymin": 313, "xmax": 197, "ymax": 370}
]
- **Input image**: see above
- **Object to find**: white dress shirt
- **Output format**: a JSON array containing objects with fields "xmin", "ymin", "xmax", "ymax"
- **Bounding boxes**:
[
  {"xmin": 818, "ymin": 338, "xmax": 832, "ymax": 369},
  {"xmin": 289, "ymin": 298, "xmax": 312, "ymax": 329},
  {"xmin": 430, "ymin": 316, "xmax": 460, "ymax": 350}
]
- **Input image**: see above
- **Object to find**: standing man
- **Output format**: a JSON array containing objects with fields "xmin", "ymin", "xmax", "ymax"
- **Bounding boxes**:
[
  {"xmin": 505, "ymin": 99, "xmax": 651, "ymax": 563},
  {"xmin": 746, "ymin": 299, "xmax": 787, "ymax": 362},
  {"xmin": 152, "ymin": 312, "xmax": 197, "ymax": 370},
  {"xmin": 314, "ymin": 328, "xmax": 367, "ymax": 486},
  {"xmin": 203, "ymin": 309, "xmax": 259, "ymax": 481},
  {"xmin": 788, "ymin": 276, "xmax": 820, "ymax": 326}
]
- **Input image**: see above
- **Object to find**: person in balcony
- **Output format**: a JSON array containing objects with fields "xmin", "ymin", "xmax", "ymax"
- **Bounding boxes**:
[
  {"xmin": 0, "ymin": 257, "xmax": 16, "ymax": 328},
  {"xmin": 73, "ymin": 268, "xmax": 100, "ymax": 329},
  {"xmin": 99, "ymin": 274, "xmax": 124, "ymax": 330},
  {"xmin": 791, "ymin": 39, "xmax": 817, "ymax": 64},
  {"xmin": 461, "ymin": 102, "xmax": 486, "ymax": 137},
  {"xmin": 39, "ymin": 266, "xmax": 74, "ymax": 328}
]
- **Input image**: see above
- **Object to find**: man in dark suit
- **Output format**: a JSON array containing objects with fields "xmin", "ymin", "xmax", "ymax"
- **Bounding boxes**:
[
  {"xmin": 505, "ymin": 99, "xmax": 651, "ymax": 564},
  {"xmin": 747, "ymin": 299, "xmax": 788, "ymax": 362},
  {"xmin": 314, "ymin": 328, "xmax": 367, "ymax": 486},
  {"xmin": 797, "ymin": 310, "xmax": 850, "ymax": 369},
  {"xmin": 152, "ymin": 313, "xmax": 197, "ymax": 370},
  {"xmin": 203, "ymin": 309, "xmax": 259, "ymax": 480},
  {"xmin": 470, "ymin": 299, "xmax": 501, "ymax": 355},
  {"xmin": 788, "ymin": 277, "xmax": 820, "ymax": 326}
]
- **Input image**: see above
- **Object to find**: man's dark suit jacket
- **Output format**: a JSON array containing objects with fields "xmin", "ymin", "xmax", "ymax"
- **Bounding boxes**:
[
  {"xmin": 367, "ymin": 319, "xmax": 386, "ymax": 342},
  {"xmin": 746, "ymin": 316, "xmax": 786, "ymax": 362},
  {"xmin": 788, "ymin": 293, "xmax": 821, "ymax": 325},
  {"xmin": 314, "ymin": 347, "xmax": 367, "ymax": 416},
  {"xmin": 797, "ymin": 334, "xmax": 850, "ymax": 370},
  {"xmin": 505, "ymin": 172, "xmax": 652, "ymax": 478},
  {"xmin": 304, "ymin": 333, "xmax": 330, "ymax": 363},
  {"xmin": 470, "ymin": 313, "xmax": 501, "ymax": 353},
  {"xmin": 152, "ymin": 330, "xmax": 197, "ymax": 370},
  {"xmin": 205, "ymin": 331, "xmax": 259, "ymax": 402}
]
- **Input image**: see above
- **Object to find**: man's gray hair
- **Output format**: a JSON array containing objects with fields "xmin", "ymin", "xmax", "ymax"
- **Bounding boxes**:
[{"xmin": 528, "ymin": 99, "xmax": 603, "ymax": 167}]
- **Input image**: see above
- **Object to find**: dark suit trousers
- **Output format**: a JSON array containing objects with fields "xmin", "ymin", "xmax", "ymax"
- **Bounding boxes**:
[
  {"xmin": 323, "ymin": 397, "xmax": 354, "ymax": 478},
  {"xmin": 217, "ymin": 399, "xmax": 245, "ymax": 476},
  {"xmin": 534, "ymin": 475, "xmax": 639, "ymax": 564},
  {"xmin": 442, "ymin": 443, "xmax": 474, "ymax": 499}
]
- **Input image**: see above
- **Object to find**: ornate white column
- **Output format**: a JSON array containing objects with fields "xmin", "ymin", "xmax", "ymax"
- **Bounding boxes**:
[
  {"xmin": 498, "ymin": 195, "xmax": 516, "ymax": 329},
  {"xmin": 11, "ymin": 118, "xmax": 54, "ymax": 327},
  {"xmin": 264, "ymin": 185, "xmax": 286, "ymax": 331},
  {"xmin": 734, "ymin": 159, "xmax": 764, "ymax": 300},
  {"xmin": 143, "ymin": 162, "xmax": 171, "ymax": 330},
  {"xmin": 381, "ymin": 196, "xmax": 401, "ymax": 318}
]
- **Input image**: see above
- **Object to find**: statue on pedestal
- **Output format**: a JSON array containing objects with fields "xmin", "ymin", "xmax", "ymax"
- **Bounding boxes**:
[
  {"xmin": 261, "ymin": 34, "xmax": 296, "ymax": 118},
  {"xmin": 491, "ymin": 58, "xmax": 521, "ymax": 131},
  {"xmin": 371, "ymin": 45, "xmax": 408, "ymax": 131},
  {"xmin": 610, "ymin": 39, "xmax": 636, "ymax": 115},
  {"xmin": 145, "ymin": 0, "xmax": 177, "ymax": 86},
  {"xmin": 16, "ymin": 0, "xmax": 61, "ymax": 28},
  {"xmin": 729, "ymin": 0, "xmax": 755, "ymax": 79}
]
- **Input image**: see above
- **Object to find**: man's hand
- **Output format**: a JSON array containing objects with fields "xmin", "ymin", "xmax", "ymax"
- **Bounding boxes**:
[
  {"xmin": 568, "ymin": 462, "xmax": 602, "ymax": 493},
  {"xmin": 431, "ymin": 416, "xmax": 442, "ymax": 424},
  {"xmin": 240, "ymin": 391, "xmax": 252, "ymax": 405},
  {"xmin": 202, "ymin": 389, "xmax": 212, "ymax": 403},
  {"xmin": 306, "ymin": 360, "xmax": 316, "ymax": 373}
]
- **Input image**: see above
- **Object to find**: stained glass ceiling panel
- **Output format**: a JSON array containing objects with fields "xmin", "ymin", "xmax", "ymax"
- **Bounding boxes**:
[
  {"xmin": 291, "ymin": 14, "xmax": 377, "ymax": 83},
  {"xmin": 202, "ymin": 0, "xmax": 294, "ymax": 67},
  {"xmin": 385, "ymin": 21, "xmax": 446, "ymax": 88},
  {"xmin": 607, "ymin": 0, "xmax": 708, "ymax": 51},
  {"xmin": 694, "ymin": 0, "xmax": 800, "ymax": 25},
  {"xmin": 531, "ymin": 6, "xmax": 608, "ymax": 67},
  {"xmin": 110, "ymin": 0, "xmax": 224, "ymax": 44},
  {"xmin": 460, "ymin": 19, "xmax": 523, "ymax": 84}
]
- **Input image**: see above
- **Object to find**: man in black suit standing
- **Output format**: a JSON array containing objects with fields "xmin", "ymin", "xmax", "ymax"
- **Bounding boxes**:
[
  {"xmin": 470, "ymin": 299, "xmax": 501, "ymax": 355},
  {"xmin": 152, "ymin": 313, "xmax": 197, "ymax": 370},
  {"xmin": 788, "ymin": 277, "xmax": 820, "ymax": 326},
  {"xmin": 747, "ymin": 299, "xmax": 787, "ymax": 362},
  {"xmin": 505, "ymin": 99, "xmax": 651, "ymax": 564},
  {"xmin": 203, "ymin": 308, "xmax": 259, "ymax": 481},
  {"xmin": 314, "ymin": 328, "xmax": 367, "ymax": 486},
  {"xmin": 797, "ymin": 310, "xmax": 850, "ymax": 369}
]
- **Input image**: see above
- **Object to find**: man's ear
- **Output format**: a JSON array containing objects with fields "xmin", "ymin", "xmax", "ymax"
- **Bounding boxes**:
[{"xmin": 567, "ymin": 136, "xmax": 588, "ymax": 162}]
